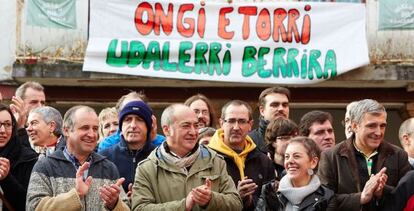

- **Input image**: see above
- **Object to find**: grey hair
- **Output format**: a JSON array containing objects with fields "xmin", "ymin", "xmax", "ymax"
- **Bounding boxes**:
[
  {"xmin": 15, "ymin": 81, "xmax": 44, "ymax": 99},
  {"xmin": 345, "ymin": 101, "xmax": 358, "ymax": 119},
  {"xmin": 399, "ymin": 118, "xmax": 414, "ymax": 144},
  {"xmin": 350, "ymin": 99, "xmax": 386, "ymax": 124},
  {"xmin": 63, "ymin": 105, "xmax": 96, "ymax": 131},
  {"xmin": 30, "ymin": 106, "xmax": 63, "ymax": 136},
  {"xmin": 161, "ymin": 104, "xmax": 187, "ymax": 127}
]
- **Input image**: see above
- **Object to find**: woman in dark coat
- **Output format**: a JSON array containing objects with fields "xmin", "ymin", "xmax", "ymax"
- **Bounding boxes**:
[
  {"xmin": 0, "ymin": 104, "xmax": 38, "ymax": 211},
  {"xmin": 256, "ymin": 136, "xmax": 336, "ymax": 211}
]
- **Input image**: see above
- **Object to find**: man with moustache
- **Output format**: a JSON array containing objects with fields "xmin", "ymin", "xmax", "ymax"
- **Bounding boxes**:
[
  {"xmin": 318, "ymin": 99, "xmax": 411, "ymax": 211},
  {"xmin": 299, "ymin": 110, "xmax": 336, "ymax": 151},
  {"xmin": 249, "ymin": 86, "xmax": 290, "ymax": 154},
  {"xmin": 27, "ymin": 105, "xmax": 129, "ymax": 210},
  {"xmin": 209, "ymin": 100, "xmax": 275, "ymax": 210},
  {"xmin": 132, "ymin": 104, "xmax": 242, "ymax": 211},
  {"xmin": 184, "ymin": 94, "xmax": 217, "ymax": 129}
]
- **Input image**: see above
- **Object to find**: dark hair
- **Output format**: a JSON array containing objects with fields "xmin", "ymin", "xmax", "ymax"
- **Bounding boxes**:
[
  {"xmin": 184, "ymin": 94, "xmax": 217, "ymax": 128},
  {"xmin": 0, "ymin": 104, "xmax": 18, "ymax": 139},
  {"xmin": 265, "ymin": 118, "xmax": 298, "ymax": 160},
  {"xmin": 220, "ymin": 100, "xmax": 253, "ymax": 121},
  {"xmin": 258, "ymin": 86, "xmax": 290, "ymax": 107},
  {"xmin": 288, "ymin": 136, "xmax": 322, "ymax": 169},
  {"xmin": 299, "ymin": 110, "xmax": 333, "ymax": 136},
  {"xmin": 196, "ymin": 127, "xmax": 216, "ymax": 143}
]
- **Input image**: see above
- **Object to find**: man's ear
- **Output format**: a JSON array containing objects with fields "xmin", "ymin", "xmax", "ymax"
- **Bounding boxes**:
[
  {"xmin": 49, "ymin": 121, "xmax": 56, "ymax": 133},
  {"xmin": 402, "ymin": 134, "xmax": 411, "ymax": 147},
  {"xmin": 63, "ymin": 126, "xmax": 69, "ymax": 137},
  {"xmin": 259, "ymin": 105, "xmax": 265, "ymax": 116},
  {"xmin": 351, "ymin": 121, "xmax": 358, "ymax": 132},
  {"xmin": 219, "ymin": 118, "xmax": 224, "ymax": 127},
  {"xmin": 162, "ymin": 125, "xmax": 170, "ymax": 136}
]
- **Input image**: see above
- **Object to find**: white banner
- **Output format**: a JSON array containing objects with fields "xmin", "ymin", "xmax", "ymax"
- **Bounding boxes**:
[{"xmin": 83, "ymin": 0, "xmax": 369, "ymax": 84}]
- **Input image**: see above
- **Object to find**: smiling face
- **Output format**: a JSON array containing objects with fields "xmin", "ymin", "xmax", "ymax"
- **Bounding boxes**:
[
  {"xmin": 0, "ymin": 110, "xmax": 13, "ymax": 148},
  {"xmin": 121, "ymin": 114, "xmax": 148, "ymax": 150},
  {"xmin": 284, "ymin": 142, "xmax": 318, "ymax": 187},
  {"xmin": 65, "ymin": 108, "xmax": 99, "ymax": 157},
  {"xmin": 27, "ymin": 112, "xmax": 55, "ymax": 146},
  {"xmin": 260, "ymin": 93, "xmax": 289, "ymax": 121},
  {"xmin": 189, "ymin": 99, "xmax": 211, "ymax": 129},
  {"xmin": 353, "ymin": 112, "xmax": 387, "ymax": 155},
  {"xmin": 163, "ymin": 106, "xmax": 199, "ymax": 157}
]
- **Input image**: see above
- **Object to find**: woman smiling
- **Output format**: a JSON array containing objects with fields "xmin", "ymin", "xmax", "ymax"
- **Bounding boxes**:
[{"xmin": 256, "ymin": 136, "xmax": 336, "ymax": 211}]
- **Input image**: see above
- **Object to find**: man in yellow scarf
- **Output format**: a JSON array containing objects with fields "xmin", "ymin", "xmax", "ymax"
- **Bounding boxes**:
[{"xmin": 208, "ymin": 100, "xmax": 275, "ymax": 211}]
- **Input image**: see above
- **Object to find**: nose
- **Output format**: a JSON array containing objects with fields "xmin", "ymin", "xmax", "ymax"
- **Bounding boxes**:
[
  {"xmin": 232, "ymin": 122, "xmax": 241, "ymax": 130},
  {"xmin": 110, "ymin": 124, "xmax": 117, "ymax": 132},
  {"xmin": 0, "ymin": 125, "xmax": 5, "ymax": 132},
  {"xmin": 26, "ymin": 124, "xmax": 33, "ymax": 131}
]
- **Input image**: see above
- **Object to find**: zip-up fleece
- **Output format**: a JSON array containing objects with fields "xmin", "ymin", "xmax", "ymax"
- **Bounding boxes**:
[{"xmin": 26, "ymin": 150, "xmax": 130, "ymax": 211}]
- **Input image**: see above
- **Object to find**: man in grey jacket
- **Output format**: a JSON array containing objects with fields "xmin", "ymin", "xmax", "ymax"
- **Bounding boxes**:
[
  {"xmin": 26, "ymin": 105, "xmax": 129, "ymax": 211},
  {"xmin": 132, "ymin": 104, "xmax": 242, "ymax": 211}
]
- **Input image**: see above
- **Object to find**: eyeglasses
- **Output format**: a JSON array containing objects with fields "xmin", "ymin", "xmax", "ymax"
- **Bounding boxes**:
[
  {"xmin": 223, "ymin": 118, "xmax": 249, "ymax": 125},
  {"xmin": 0, "ymin": 122, "xmax": 12, "ymax": 130}
]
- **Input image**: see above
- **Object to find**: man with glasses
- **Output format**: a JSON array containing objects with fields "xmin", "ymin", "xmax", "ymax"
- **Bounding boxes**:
[
  {"xmin": 209, "ymin": 100, "xmax": 274, "ymax": 211},
  {"xmin": 299, "ymin": 110, "xmax": 336, "ymax": 151}
]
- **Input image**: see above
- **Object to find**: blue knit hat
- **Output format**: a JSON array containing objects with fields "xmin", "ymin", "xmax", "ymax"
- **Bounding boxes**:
[{"xmin": 118, "ymin": 101, "xmax": 153, "ymax": 136}]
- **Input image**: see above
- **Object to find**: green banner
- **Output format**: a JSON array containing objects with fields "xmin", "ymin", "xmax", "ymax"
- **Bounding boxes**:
[
  {"xmin": 27, "ymin": 0, "xmax": 77, "ymax": 29},
  {"xmin": 379, "ymin": 0, "xmax": 414, "ymax": 30}
]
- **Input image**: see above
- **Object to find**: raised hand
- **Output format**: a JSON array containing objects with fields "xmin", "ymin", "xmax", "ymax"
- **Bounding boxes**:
[
  {"xmin": 237, "ymin": 177, "xmax": 257, "ymax": 207},
  {"xmin": 99, "ymin": 177, "xmax": 125, "ymax": 210},
  {"xmin": 374, "ymin": 167, "xmax": 388, "ymax": 198},
  {"xmin": 75, "ymin": 162, "xmax": 93, "ymax": 198},
  {"xmin": 10, "ymin": 96, "xmax": 27, "ymax": 128},
  {"xmin": 192, "ymin": 178, "xmax": 212, "ymax": 207},
  {"xmin": 0, "ymin": 157, "xmax": 10, "ymax": 180}
]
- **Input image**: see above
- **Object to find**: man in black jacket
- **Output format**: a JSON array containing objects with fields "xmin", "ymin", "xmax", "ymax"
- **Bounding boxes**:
[{"xmin": 248, "ymin": 86, "xmax": 290, "ymax": 154}]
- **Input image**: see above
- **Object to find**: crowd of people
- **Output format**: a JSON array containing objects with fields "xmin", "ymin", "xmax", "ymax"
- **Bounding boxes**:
[{"xmin": 0, "ymin": 81, "xmax": 413, "ymax": 211}]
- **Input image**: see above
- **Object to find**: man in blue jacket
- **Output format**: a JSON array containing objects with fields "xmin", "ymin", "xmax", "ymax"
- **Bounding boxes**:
[{"xmin": 100, "ymin": 101, "xmax": 156, "ymax": 194}]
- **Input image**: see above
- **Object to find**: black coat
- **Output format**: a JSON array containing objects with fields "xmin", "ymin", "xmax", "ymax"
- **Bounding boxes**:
[
  {"xmin": 213, "ymin": 148, "xmax": 275, "ymax": 211},
  {"xmin": 0, "ymin": 135, "xmax": 38, "ymax": 211},
  {"xmin": 248, "ymin": 118, "xmax": 269, "ymax": 154},
  {"xmin": 256, "ymin": 180, "xmax": 336, "ymax": 211}
]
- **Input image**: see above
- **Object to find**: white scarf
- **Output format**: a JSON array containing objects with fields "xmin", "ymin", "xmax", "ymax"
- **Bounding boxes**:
[
  {"xmin": 159, "ymin": 144, "xmax": 200, "ymax": 174},
  {"xmin": 278, "ymin": 175, "xmax": 321, "ymax": 211}
]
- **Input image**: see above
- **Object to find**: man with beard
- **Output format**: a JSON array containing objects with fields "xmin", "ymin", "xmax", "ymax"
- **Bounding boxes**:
[
  {"xmin": 249, "ymin": 87, "xmax": 290, "ymax": 154},
  {"xmin": 132, "ymin": 104, "xmax": 242, "ymax": 211},
  {"xmin": 299, "ymin": 110, "xmax": 336, "ymax": 151},
  {"xmin": 209, "ymin": 100, "xmax": 274, "ymax": 210},
  {"xmin": 318, "ymin": 99, "xmax": 411, "ymax": 211},
  {"xmin": 184, "ymin": 94, "xmax": 217, "ymax": 129}
]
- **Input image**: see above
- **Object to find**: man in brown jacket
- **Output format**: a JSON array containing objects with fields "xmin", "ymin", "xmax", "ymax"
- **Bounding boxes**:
[{"xmin": 318, "ymin": 99, "xmax": 412, "ymax": 211}]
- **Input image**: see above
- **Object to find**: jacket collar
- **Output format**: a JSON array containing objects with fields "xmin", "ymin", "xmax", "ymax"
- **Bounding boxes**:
[
  {"xmin": 50, "ymin": 148, "xmax": 106, "ymax": 164},
  {"xmin": 258, "ymin": 116, "xmax": 269, "ymax": 135},
  {"xmin": 337, "ymin": 136, "xmax": 396, "ymax": 191}
]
